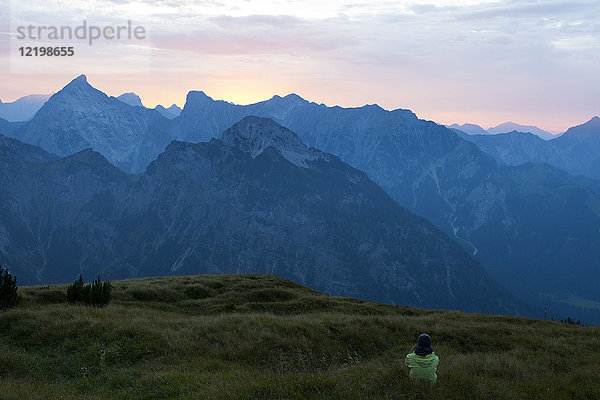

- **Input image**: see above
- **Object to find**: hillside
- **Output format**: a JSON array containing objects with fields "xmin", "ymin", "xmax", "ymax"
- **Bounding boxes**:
[{"xmin": 1, "ymin": 274, "xmax": 598, "ymax": 400}]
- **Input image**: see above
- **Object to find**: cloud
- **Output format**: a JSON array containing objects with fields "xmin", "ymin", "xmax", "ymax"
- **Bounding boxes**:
[
  {"xmin": 459, "ymin": 0, "xmax": 599, "ymax": 20},
  {"xmin": 553, "ymin": 35, "xmax": 600, "ymax": 51},
  {"xmin": 151, "ymin": 13, "xmax": 361, "ymax": 56},
  {"xmin": 152, "ymin": 30, "xmax": 360, "ymax": 55},
  {"xmin": 209, "ymin": 14, "xmax": 306, "ymax": 28}
]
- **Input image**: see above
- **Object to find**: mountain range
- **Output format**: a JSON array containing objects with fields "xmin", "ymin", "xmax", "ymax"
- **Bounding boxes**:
[
  {"xmin": 0, "ymin": 117, "xmax": 521, "ymax": 315},
  {"xmin": 171, "ymin": 90, "xmax": 600, "ymax": 316},
  {"xmin": 6, "ymin": 76, "xmax": 178, "ymax": 173},
  {"xmin": 1, "ymin": 75, "xmax": 599, "ymax": 322},
  {"xmin": 449, "ymin": 121, "xmax": 556, "ymax": 140},
  {"xmin": 488, "ymin": 122, "xmax": 556, "ymax": 140},
  {"xmin": 457, "ymin": 117, "xmax": 600, "ymax": 180}
]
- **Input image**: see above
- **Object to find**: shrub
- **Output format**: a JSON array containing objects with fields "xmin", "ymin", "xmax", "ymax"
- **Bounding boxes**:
[
  {"xmin": 0, "ymin": 265, "xmax": 19, "ymax": 310},
  {"xmin": 560, "ymin": 316, "xmax": 584, "ymax": 327},
  {"xmin": 67, "ymin": 275, "xmax": 85, "ymax": 302},
  {"xmin": 67, "ymin": 275, "xmax": 112, "ymax": 306}
]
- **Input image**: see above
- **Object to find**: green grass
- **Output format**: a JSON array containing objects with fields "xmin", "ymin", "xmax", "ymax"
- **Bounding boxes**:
[{"xmin": 2, "ymin": 274, "xmax": 599, "ymax": 399}]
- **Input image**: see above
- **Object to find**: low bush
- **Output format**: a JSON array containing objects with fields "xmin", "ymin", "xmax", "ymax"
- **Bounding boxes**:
[{"xmin": 67, "ymin": 275, "xmax": 112, "ymax": 306}]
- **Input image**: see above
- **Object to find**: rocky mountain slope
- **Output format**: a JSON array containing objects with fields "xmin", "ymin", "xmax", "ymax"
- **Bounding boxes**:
[
  {"xmin": 173, "ymin": 92, "xmax": 600, "ymax": 316},
  {"xmin": 0, "ymin": 119, "xmax": 520, "ymax": 314},
  {"xmin": 0, "ymin": 134, "xmax": 130, "ymax": 284}
]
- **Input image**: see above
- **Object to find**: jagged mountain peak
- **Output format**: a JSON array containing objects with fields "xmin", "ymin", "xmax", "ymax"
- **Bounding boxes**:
[
  {"xmin": 47, "ymin": 75, "xmax": 107, "ymax": 106},
  {"xmin": 64, "ymin": 74, "xmax": 92, "ymax": 90},
  {"xmin": 221, "ymin": 116, "xmax": 326, "ymax": 167},
  {"xmin": 61, "ymin": 75, "xmax": 95, "ymax": 93},
  {"xmin": 73, "ymin": 74, "xmax": 88, "ymax": 84}
]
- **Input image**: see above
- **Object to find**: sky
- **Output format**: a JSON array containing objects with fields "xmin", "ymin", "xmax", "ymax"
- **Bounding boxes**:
[{"xmin": 0, "ymin": 0, "xmax": 599, "ymax": 133}]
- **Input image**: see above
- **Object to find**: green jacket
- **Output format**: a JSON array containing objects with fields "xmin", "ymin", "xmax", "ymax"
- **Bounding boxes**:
[{"xmin": 405, "ymin": 351, "xmax": 439, "ymax": 383}]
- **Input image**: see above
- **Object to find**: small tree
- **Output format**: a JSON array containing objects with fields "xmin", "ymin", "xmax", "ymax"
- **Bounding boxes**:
[
  {"xmin": 88, "ymin": 275, "xmax": 112, "ymax": 306},
  {"xmin": 67, "ymin": 275, "xmax": 112, "ymax": 306},
  {"xmin": 67, "ymin": 274, "xmax": 85, "ymax": 303},
  {"xmin": 0, "ymin": 265, "xmax": 19, "ymax": 310}
]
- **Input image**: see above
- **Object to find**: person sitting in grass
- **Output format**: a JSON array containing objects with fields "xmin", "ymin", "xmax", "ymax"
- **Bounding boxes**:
[{"xmin": 405, "ymin": 333, "xmax": 439, "ymax": 384}]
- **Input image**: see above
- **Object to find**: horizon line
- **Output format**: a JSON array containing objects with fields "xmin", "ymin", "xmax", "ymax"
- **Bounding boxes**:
[{"xmin": 1, "ymin": 77, "xmax": 595, "ymax": 135}]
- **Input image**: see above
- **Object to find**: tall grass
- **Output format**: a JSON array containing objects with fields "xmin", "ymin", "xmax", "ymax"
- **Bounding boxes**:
[{"xmin": 1, "ymin": 274, "xmax": 598, "ymax": 399}]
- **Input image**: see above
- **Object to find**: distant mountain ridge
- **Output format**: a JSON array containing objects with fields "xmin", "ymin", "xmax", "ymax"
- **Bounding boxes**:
[
  {"xmin": 454, "ymin": 130, "xmax": 562, "ymax": 167},
  {"xmin": 449, "ymin": 121, "xmax": 557, "ymax": 140},
  {"xmin": 0, "ymin": 94, "xmax": 51, "ymax": 122},
  {"xmin": 447, "ymin": 123, "xmax": 489, "ymax": 135},
  {"xmin": 116, "ymin": 92, "xmax": 144, "ymax": 108},
  {"xmin": 488, "ymin": 121, "xmax": 556, "ymax": 140},
  {"xmin": 460, "ymin": 117, "xmax": 600, "ymax": 179}
]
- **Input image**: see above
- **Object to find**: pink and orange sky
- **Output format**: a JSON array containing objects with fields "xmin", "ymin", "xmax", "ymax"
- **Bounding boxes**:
[{"xmin": 1, "ymin": 0, "xmax": 599, "ymax": 133}]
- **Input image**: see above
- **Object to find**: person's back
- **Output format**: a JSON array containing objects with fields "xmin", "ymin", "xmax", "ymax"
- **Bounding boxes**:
[{"xmin": 405, "ymin": 333, "xmax": 439, "ymax": 383}]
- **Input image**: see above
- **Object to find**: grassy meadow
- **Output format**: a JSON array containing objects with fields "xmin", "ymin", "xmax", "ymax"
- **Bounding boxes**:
[{"xmin": 1, "ymin": 274, "xmax": 599, "ymax": 399}]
